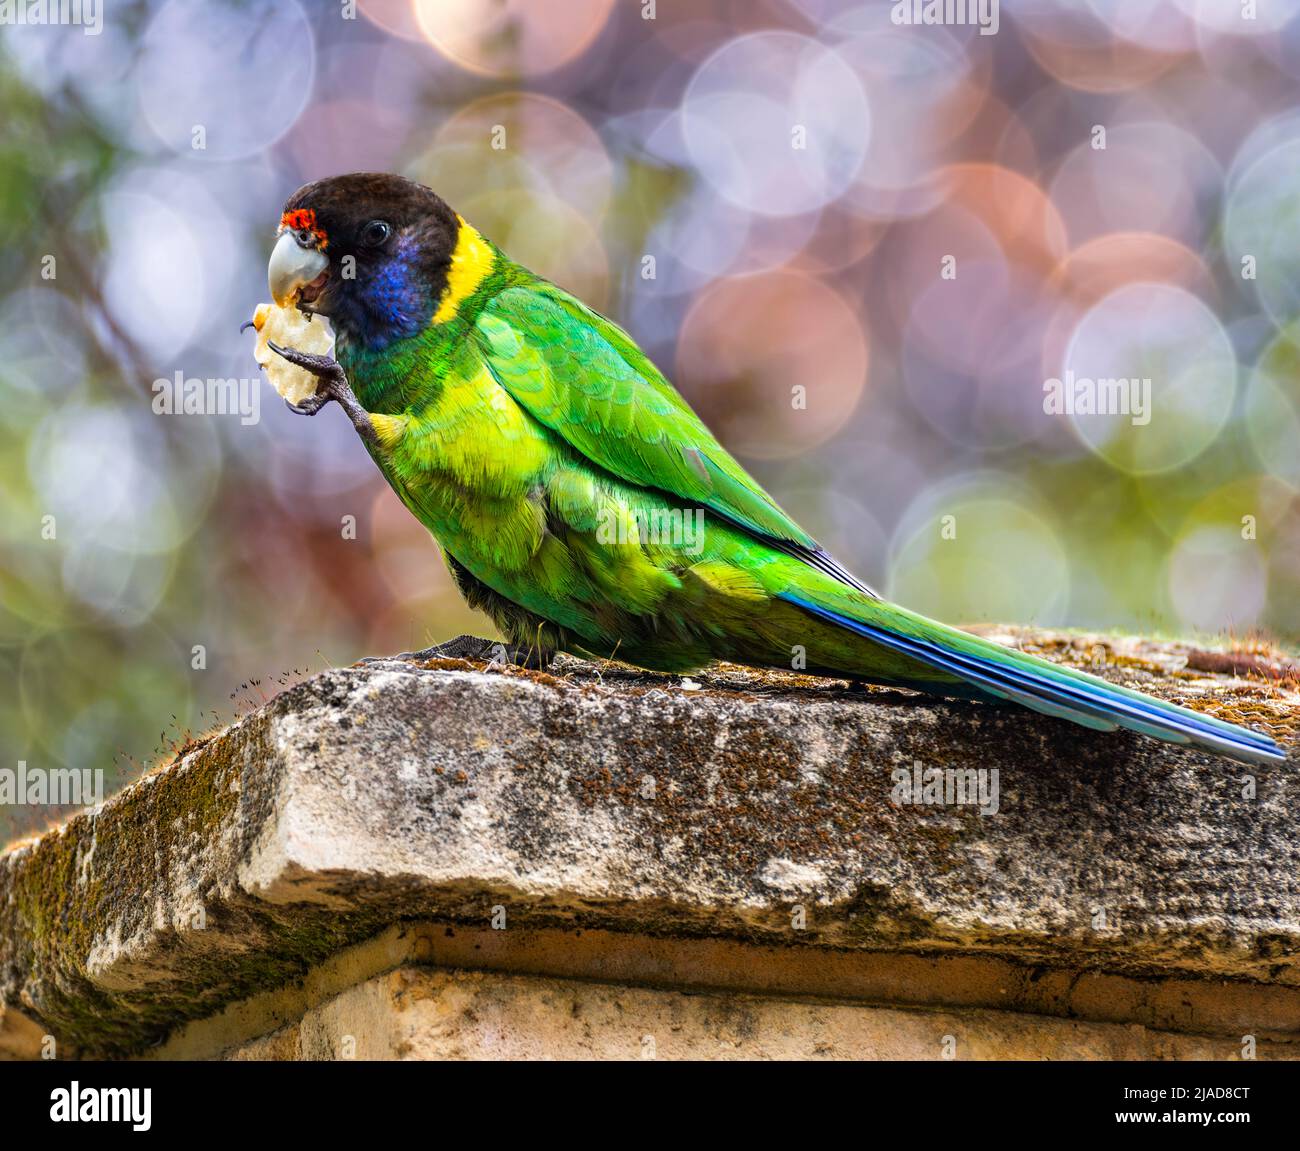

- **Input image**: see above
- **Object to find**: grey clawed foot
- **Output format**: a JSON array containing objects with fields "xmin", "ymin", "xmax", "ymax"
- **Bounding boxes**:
[
  {"xmin": 490, "ymin": 643, "xmax": 554, "ymax": 672},
  {"xmin": 285, "ymin": 393, "xmax": 330, "ymax": 417},
  {"xmin": 424, "ymin": 636, "xmax": 554, "ymax": 671},
  {"xmin": 268, "ymin": 341, "xmax": 344, "ymax": 383},
  {"xmin": 269, "ymin": 341, "xmax": 376, "ymax": 444},
  {"xmin": 360, "ymin": 635, "xmax": 554, "ymax": 671}
]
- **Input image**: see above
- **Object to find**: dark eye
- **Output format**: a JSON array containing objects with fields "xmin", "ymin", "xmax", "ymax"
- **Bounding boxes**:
[{"xmin": 361, "ymin": 220, "xmax": 391, "ymax": 246}]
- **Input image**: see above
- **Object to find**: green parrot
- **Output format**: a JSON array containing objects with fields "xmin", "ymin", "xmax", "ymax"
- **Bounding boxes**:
[{"xmin": 263, "ymin": 173, "xmax": 1283, "ymax": 766}]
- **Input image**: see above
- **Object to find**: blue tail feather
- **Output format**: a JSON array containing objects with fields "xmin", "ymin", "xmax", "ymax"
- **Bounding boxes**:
[{"xmin": 782, "ymin": 595, "xmax": 1286, "ymax": 766}]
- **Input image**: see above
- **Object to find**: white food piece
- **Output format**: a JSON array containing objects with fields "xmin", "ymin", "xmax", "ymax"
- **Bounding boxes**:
[{"xmin": 250, "ymin": 302, "xmax": 335, "ymax": 405}]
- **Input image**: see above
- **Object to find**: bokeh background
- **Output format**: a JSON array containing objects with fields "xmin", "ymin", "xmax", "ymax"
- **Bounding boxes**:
[{"xmin": 3, "ymin": 0, "xmax": 1300, "ymax": 836}]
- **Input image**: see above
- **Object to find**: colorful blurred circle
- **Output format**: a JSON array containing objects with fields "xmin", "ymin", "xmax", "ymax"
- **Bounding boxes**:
[
  {"xmin": 135, "ymin": 0, "xmax": 315, "ymax": 160},
  {"xmin": 414, "ymin": 0, "xmax": 616, "ymax": 78},
  {"xmin": 1224, "ymin": 137, "xmax": 1300, "ymax": 330},
  {"xmin": 676, "ymin": 269, "xmax": 868, "ymax": 460},
  {"xmin": 889, "ymin": 474, "xmax": 1069, "ymax": 624},
  {"xmin": 681, "ymin": 31, "xmax": 871, "ymax": 217},
  {"xmin": 1060, "ymin": 283, "xmax": 1237, "ymax": 474}
]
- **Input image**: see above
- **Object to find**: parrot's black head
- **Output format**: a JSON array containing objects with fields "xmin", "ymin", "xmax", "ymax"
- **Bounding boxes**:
[{"xmin": 269, "ymin": 172, "xmax": 462, "ymax": 349}]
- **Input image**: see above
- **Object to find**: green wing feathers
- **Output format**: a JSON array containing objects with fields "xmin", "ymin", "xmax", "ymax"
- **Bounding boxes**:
[{"xmin": 473, "ymin": 283, "xmax": 818, "ymax": 550}]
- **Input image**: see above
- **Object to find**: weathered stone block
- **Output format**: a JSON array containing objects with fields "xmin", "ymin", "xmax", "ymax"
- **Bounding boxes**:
[{"xmin": 1, "ymin": 630, "xmax": 1295, "ymax": 1059}]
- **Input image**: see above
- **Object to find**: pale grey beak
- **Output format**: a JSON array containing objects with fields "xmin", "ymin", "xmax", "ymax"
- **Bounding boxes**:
[{"xmin": 268, "ymin": 230, "xmax": 329, "ymax": 307}]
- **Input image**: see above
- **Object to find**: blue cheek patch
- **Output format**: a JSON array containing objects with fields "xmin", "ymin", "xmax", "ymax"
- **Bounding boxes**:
[{"xmin": 353, "ymin": 236, "xmax": 431, "ymax": 347}]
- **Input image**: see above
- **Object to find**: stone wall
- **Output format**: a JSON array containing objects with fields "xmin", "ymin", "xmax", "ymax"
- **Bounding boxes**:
[{"xmin": 1, "ymin": 630, "xmax": 1296, "ymax": 1060}]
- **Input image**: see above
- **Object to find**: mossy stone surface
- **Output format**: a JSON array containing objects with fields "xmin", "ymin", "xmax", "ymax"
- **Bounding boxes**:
[{"xmin": 1, "ymin": 629, "xmax": 1296, "ymax": 1058}]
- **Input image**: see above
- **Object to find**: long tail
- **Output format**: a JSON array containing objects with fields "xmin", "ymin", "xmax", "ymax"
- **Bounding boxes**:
[{"xmin": 781, "ymin": 594, "xmax": 1286, "ymax": 766}]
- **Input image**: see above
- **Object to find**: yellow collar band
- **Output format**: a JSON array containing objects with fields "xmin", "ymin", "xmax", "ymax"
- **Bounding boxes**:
[{"xmin": 433, "ymin": 216, "xmax": 495, "ymax": 324}]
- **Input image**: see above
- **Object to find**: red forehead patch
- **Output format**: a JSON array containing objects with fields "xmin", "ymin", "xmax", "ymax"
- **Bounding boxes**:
[{"xmin": 280, "ymin": 208, "xmax": 329, "ymax": 249}]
